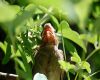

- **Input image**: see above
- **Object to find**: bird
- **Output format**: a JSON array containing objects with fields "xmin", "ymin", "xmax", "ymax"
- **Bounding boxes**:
[{"xmin": 32, "ymin": 23, "xmax": 64, "ymax": 80}]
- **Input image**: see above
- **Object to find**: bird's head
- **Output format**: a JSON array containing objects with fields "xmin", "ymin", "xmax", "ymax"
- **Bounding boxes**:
[{"xmin": 41, "ymin": 23, "xmax": 58, "ymax": 46}]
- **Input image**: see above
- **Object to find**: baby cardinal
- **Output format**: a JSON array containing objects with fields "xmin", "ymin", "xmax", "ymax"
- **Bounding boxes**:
[{"xmin": 32, "ymin": 23, "xmax": 64, "ymax": 80}]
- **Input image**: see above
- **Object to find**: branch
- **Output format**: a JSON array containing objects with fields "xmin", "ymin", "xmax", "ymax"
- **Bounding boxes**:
[{"xmin": 0, "ymin": 72, "xmax": 18, "ymax": 80}]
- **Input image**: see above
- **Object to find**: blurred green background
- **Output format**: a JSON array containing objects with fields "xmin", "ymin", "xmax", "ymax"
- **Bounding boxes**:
[{"xmin": 0, "ymin": 0, "xmax": 100, "ymax": 80}]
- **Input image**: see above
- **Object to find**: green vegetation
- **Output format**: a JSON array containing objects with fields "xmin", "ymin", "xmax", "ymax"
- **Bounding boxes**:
[{"xmin": 0, "ymin": 0, "xmax": 100, "ymax": 80}]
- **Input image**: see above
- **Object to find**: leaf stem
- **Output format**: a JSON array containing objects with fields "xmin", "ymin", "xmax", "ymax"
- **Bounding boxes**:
[
  {"xmin": 60, "ymin": 19, "xmax": 66, "ymax": 60},
  {"xmin": 97, "ymin": 34, "xmax": 100, "ymax": 47},
  {"xmin": 36, "ymin": 7, "xmax": 53, "ymax": 26},
  {"xmin": 86, "ymin": 47, "xmax": 100, "ymax": 60},
  {"xmin": 90, "ymin": 70, "xmax": 100, "ymax": 77},
  {"xmin": 67, "ymin": 72, "xmax": 70, "ymax": 80},
  {"xmin": 74, "ymin": 72, "xmax": 78, "ymax": 80}
]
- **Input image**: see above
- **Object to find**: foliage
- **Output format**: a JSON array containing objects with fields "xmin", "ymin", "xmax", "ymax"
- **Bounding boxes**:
[{"xmin": 0, "ymin": 0, "xmax": 100, "ymax": 80}]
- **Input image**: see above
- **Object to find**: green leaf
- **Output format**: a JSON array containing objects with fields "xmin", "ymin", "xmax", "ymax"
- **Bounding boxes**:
[
  {"xmin": 84, "ymin": 77, "xmax": 91, "ymax": 80},
  {"xmin": 94, "ymin": 17, "xmax": 100, "ymax": 35},
  {"xmin": 15, "ymin": 58, "xmax": 26, "ymax": 71},
  {"xmin": 0, "ymin": 1, "xmax": 20, "ymax": 22},
  {"xmin": 18, "ymin": 45, "xmax": 32, "ymax": 78},
  {"xmin": 16, "ymin": 64, "xmax": 32, "ymax": 80},
  {"xmin": 83, "ymin": 75, "xmax": 91, "ymax": 80},
  {"xmin": 26, "ymin": 18, "xmax": 34, "ymax": 28},
  {"xmin": 64, "ymin": 38, "xmax": 77, "ymax": 54},
  {"xmin": 58, "ymin": 20, "xmax": 86, "ymax": 52},
  {"xmin": 18, "ymin": 45, "xmax": 30, "ymax": 69},
  {"xmin": 26, "ymin": 55, "xmax": 33, "ymax": 63},
  {"xmin": 71, "ymin": 52, "xmax": 81, "ymax": 63},
  {"xmin": 80, "ymin": 34, "xmax": 97, "ymax": 45},
  {"xmin": 11, "ymin": 49, "xmax": 21, "ymax": 58},
  {"xmin": 2, "ymin": 43, "xmax": 11, "ymax": 64},
  {"xmin": 0, "ymin": 41, "xmax": 7, "ymax": 53},
  {"xmin": 93, "ymin": 5, "xmax": 100, "ymax": 18},
  {"xmin": 13, "ymin": 4, "xmax": 36, "ymax": 34},
  {"xmin": 58, "ymin": 60, "xmax": 75, "ymax": 72},
  {"xmin": 50, "ymin": 15, "xmax": 59, "ymax": 31},
  {"xmin": 81, "ymin": 61, "xmax": 91, "ymax": 73},
  {"xmin": 75, "ymin": 0, "xmax": 93, "ymax": 29}
]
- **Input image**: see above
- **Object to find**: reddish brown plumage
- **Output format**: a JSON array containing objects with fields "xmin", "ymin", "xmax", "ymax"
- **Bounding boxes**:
[{"xmin": 41, "ymin": 23, "xmax": 58, "ymax": 45}]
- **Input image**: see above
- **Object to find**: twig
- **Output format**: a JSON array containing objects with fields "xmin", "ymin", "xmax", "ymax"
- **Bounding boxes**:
[{"xmin": 0, "ymin": 72, "xmax": 18, "ymax": 80}]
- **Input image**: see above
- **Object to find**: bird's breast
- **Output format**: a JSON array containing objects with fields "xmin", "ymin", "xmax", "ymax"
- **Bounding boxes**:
[{"xmin": 33, "ymin": 46, "xmax": 63, "ymax": 80}]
